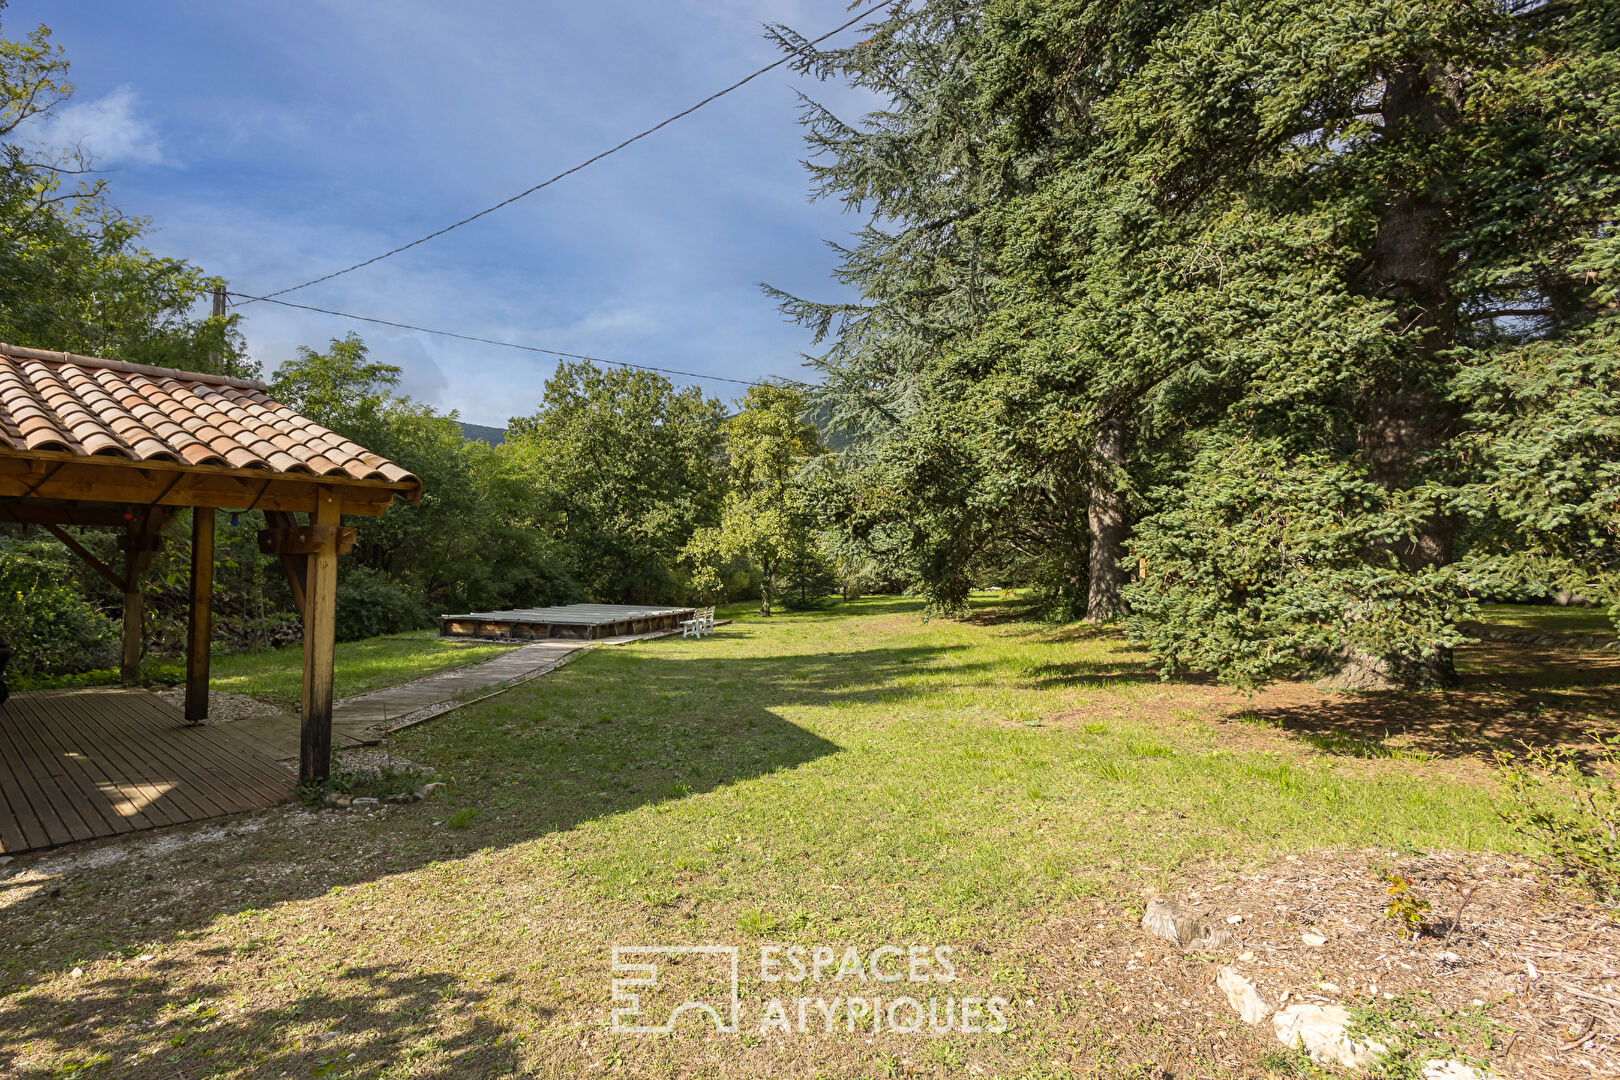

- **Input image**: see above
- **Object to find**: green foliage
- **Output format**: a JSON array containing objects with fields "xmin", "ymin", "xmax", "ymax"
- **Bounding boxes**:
[
  {"xmin": 1451, "ymin": 319, "xmax": 1620, "ymax": 630},
  {"xmin": 1347, "ymin": 993, "xmax": 1504, "ymax": 1080},
  {"xmin": 0, "ymin": 18, "xmax": 249, "ymax": 375},
  {"xmin": 268, "ymin": 338, "xmax": 582, "ymax": 616},
  {"xmin": 1125, "ymin": 436, "xmax": 1473, "ymax": 686},
  {"xmin": 9, "ymin": 661, "xmax": 181, "ymax": 693},
  {"xmin": 773, "ymin": 0, "xmax": 1619, "ymax": 684},
  {"xmin": 334, "ymin": 566, "xmax": 431, "ymax": 643},
  {"xmin": 683, "ymin": 383, "xmax": 828, "ymax": 614},
  {"xmin": 510, "ymin": 361, "xmax": 727, "ymax": 603},
  {"xmin": 1380, "ymin": 873, "xmax": 1431, "ymax": 940},
  {"xmin": 1494, "ymin": 734, "xmax": 1620, "ymax": 909},
  {"xmin": 268, "ymin": 332, "xmax": 402, "ymax": 439},
  {"xmin": 0, "ymin": 538, "xmax": 117, "ymax": 676}
]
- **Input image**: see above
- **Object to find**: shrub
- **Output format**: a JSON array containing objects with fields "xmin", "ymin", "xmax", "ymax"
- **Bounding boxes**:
[
  {"xmin": 1494, "ymin": 734, "xmax": 1620, "ymax": 908},
  {"xmin": 334, "ymin": 567, "xmax": 432, "ymax": 642},
  {"xmin": 0, "ymin": 544, "xmax": 119, "ymax": 676}
]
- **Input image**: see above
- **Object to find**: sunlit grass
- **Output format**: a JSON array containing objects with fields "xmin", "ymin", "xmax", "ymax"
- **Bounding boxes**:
[
  {"xmin": 209, "ymin": 630, "xmax": 515, "ymax": 707},
  {"xmin": 1474, "ymin": 602, "xmax": 1615, "ymax": 638},
  {"xmin": 399, "ymin": 594, "xmax": 1515, "ymax": 928},
  {"xmin": 0, "ymin": 594, "xmax": 1535, "ymax": 1078}
]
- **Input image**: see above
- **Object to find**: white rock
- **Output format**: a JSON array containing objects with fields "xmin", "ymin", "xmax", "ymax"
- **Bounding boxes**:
[
  {"xmin": 1301, "ymin": 931, "xmax": 1328, "ymax": 947},
  {"xmin": 136, "ymin": 954, "xmax": 155, "ymax": 963},
  {"xmin": 1422, "ymin": 1061, "xmax": 1492, "ymax": 1080},
  {"xmin": 1216, "ymin": 966, "xmax": 1273, "ymax": 1024},
  {"xmin": 69, "ymin": 967, "xmax": 83, "ymax": 979},
  {"xmin": 1237, "ymin": 950, "xmax": 1255, "ymax": 962},
  {"xmin": 1226, "ymin": 913, "xmax": 1245, "ymax": 923},
  {"xmin": 1273, "ymin": 1003, "xmax": 1389, "ymax": 1068},
  {"xmin": 351, "ymin": 797, "xmax": 380, "ymax": 807}
]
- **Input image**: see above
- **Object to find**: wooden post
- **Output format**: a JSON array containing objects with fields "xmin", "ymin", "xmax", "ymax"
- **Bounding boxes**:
[
  {"xmin": 185, "ymin": 507, "xmax": 215, "ymax": 723},
  {"xmin": 209, "ymin": 284, "xmax": 228, "ymax": 376},
  {"xmin": 120, "ymin": 583, "xmax": 142, "ymax": 686},
  {"xmin": 118, "ymin": 511, "xmax": 167, "ymax": 686},
  {"xmin": 300, "ymin": 489, "xmax": 341, "ymax": 784},
  {"xmin": 120, "ymin": 519, "xmax": 143, "ymax": 685}
]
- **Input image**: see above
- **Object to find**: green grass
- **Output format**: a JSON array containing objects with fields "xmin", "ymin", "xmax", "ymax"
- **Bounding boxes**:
[
  {"xmin": 0, "ymin": 596, "xmax": 1545, "ymax": 1078},
  {"xmin": 407, "ymin": 596, "xmax": 1510, "ymax": 922},
  {"xmin": 208, "ymin": 630, "xmax": 516, "ymax": 708},
  {"xmin": 1474, "ymin": 602, "xmax": 1615, "ymax": 638}
]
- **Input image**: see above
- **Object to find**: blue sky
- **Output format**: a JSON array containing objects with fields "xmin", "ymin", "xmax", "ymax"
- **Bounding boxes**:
[{"xmin": 7, "ymin": 1, "xmax": 875, "ymax": 426}]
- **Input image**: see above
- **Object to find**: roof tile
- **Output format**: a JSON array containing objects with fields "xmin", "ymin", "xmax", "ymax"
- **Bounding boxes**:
[{"xmin": 0, "ymin": 346, "xmax": 420, "ymax": 503}]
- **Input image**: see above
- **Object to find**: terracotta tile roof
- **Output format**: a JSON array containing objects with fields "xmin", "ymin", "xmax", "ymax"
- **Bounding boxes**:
[{"xmin": 0, "ymin": 343, "xmax": 420, "ymax": 499}]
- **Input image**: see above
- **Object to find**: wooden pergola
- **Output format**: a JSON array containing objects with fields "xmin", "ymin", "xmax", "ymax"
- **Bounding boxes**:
[{"xmin": 0, "ymin": 343, "xmax": 421, "ymax": 783}]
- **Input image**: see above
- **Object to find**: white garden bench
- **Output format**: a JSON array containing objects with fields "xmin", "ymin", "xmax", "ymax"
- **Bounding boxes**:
[{"xmin": 681, "ymin": 606, "xmax": 716, "ymax": 638}]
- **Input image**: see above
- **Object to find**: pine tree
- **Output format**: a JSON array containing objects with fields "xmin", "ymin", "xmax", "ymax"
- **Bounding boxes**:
[{"xmin": 783, "ymin": 0, "xmax": 1618, "ymax": 687}]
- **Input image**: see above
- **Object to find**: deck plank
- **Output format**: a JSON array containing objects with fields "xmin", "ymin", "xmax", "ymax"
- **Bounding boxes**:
[
  {"xmin": 0, "ymin": 722, "xmax": 53, "ymax": 851},
  {"xmin": 0, "ymin": 688, "xmax": 294, "ymax": 855},
  {"xmin": 51, "ymin": 693, "xmax": 236, "ymax": 819},
  {"xmin": 22, "ymin": 690, "xmax": 196, "ymax": 827},
  {"xmin": 4, "ymin": 693, "xmax": 150, "ymax": 832},
  {"xmin": 100, "ymin": 694, "xmax": 292, "ymax": 810},
  {"xmin": 0, "ymin": 699, "xmax": 100, "ymax": 845},
  {"xmin": 79, "ymin": 691, "xmax": 295, "ymax": 809}
]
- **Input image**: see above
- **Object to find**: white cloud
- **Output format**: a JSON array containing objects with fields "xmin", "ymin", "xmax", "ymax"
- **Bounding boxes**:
[{"xmin": 32, "ymin": 86, "xmax": 168, "ymax": 168}]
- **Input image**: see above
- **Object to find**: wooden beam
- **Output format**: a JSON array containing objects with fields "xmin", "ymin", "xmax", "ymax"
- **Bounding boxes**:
[
  {"xmin": 0, "ymin": 500, "xmax": 137, "ymax": 527},
  {"xmin": 300, "ymin": 489, "xmax": 341, "ymax": 783},
  {"xmin": 0, "ymin": 453, "xmax": 410, "ymax": 515},
  {"xmin": 185, "ymin": 508, "xmax": 215, "ymax": 723},
  {"xmin": 39, "ymin": 523, "xmax": 124, "ymax": 591},
  {"xmin": 256, "ymin": 523, "xmax": 357, "ymax": 556}
]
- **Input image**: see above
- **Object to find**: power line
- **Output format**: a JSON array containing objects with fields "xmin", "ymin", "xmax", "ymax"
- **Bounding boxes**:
[
  {"xmin": 247, "ymin": 0, "xmax": 899, "ymax": 304},
  {"xmin": 225, "ymin": 290, "xmax": 804, "ymax": 390}
]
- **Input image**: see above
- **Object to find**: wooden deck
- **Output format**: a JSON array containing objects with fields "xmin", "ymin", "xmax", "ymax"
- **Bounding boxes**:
[
  {"xmin": 439, "ymin": 603, "xmax": 695, "ymax": 641},
  {"xmin": 0, "ymin": 688, "xmax": 295, "ymax": 855}
]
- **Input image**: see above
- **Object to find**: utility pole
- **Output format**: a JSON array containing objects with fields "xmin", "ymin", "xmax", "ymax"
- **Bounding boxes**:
[{"xmin": 210, "ymin": 284, "xmax": 228, "ymax": 376}]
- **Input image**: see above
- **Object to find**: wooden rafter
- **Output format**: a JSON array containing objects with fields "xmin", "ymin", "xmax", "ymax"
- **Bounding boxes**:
[{"xmin": 39, "ymin": 523, "xmax": 124, "ymax": 591}]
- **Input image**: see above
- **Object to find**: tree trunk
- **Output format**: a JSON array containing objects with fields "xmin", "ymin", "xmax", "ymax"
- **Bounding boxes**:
[
  {"xmin": 760, "ymin": 563, "xmax": 773, "ymax": 617},
  {"xmin": 1347, "ymin": 57, "xmax": 1462, "ymax": 688},
  {"xmin": 1085, "ymin": 418, "xmax": 1130, "ymax": 622}
]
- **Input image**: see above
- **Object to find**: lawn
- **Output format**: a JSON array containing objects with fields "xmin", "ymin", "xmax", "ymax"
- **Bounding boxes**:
[
  {"xmin": 1473, "ymin": 601, "xmax": 1617, "ymax": 639},
  {"xmin": 208, "ymin": 630, "xmax": 517, "ymax": 708},
  {"xmin": 2, "ymin": 596, "xmax": 1612, "ymax": 1078}
]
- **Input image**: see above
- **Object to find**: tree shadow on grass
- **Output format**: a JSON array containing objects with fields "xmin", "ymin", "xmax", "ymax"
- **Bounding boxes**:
[
  {"xmin": 1235, "ymin": 643, "xmax": 1620, "ymax": 763},
  {"xmin": 0, "ymin": 960, "xmax": 520, "ymax": 1079},
  {"xmin": 0, "ymin": 641, "xmax": 993, "ymax": 994}
]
